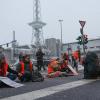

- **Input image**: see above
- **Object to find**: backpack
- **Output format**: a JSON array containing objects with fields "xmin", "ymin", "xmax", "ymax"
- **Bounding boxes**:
[{"xmin": 32, "ymin": 70, "xmax": 44, "ymax": 82}]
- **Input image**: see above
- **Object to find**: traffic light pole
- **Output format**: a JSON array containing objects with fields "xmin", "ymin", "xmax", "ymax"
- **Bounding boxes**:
[
  {"xmin": 79, "ymin": 20, "xmax": 86, "ymax": 56},
  {"xmin": 80, "ymin": 28, "xmax": 86, "ymax": 56}
]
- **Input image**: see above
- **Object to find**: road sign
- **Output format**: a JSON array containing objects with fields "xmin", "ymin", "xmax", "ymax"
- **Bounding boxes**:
[{"xmin": 79, "ymin": 20, "xmax": 86, "ymax": 28}]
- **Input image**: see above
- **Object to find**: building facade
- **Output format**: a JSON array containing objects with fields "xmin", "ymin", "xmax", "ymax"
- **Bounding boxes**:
[
  {"xmin": 45, "ymin": 38, "xmax": 61, "ymax": 57},
  {"xmin": 4, "ymin": 45, "xmax": 35, "ymax": 64},
  {"xmin": 62, "ymin": 38, "xmax": 100, "ymax": 57}
]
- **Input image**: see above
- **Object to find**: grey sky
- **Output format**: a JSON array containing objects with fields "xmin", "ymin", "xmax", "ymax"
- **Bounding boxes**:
[{"xmin": 0, "ymin": 0, "xmax": 100, "ymax": 45}]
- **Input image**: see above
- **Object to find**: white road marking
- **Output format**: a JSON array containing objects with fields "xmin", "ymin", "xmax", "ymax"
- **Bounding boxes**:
[{"xmin": 1, "ymin": 79, "xmax": 97, "ymax": 100}]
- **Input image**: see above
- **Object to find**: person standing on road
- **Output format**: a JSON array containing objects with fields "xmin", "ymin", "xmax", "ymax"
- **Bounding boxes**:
[
  {"xmin": 72, "ymin": 51, "xmax": 79, "ymax": 72},
  {"xmin": 36, "ymin": 48, "xmax": 45, "ymax": 71}
]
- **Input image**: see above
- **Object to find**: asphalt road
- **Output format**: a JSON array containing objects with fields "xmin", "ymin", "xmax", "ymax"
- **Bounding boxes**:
[
  {"xmin": 37, "ymin": 80, "xmax": 100, "ymax": 100},
  {"xmin": 0, "ymin": 70, "xmax": 83, "ymax": 99},
  {"xmin": 1, "ymin": 68, "xmax": 100, "ymax": 100}
]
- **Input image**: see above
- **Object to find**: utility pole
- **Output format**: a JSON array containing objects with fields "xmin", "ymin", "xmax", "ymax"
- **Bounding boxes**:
[
  {"xmin": 58, "ymin": 19, "xmax": 63, "ymax": 52},
  {"xmin": 12, "ymin": 30, "xmax": 16, "ymax": 61}
]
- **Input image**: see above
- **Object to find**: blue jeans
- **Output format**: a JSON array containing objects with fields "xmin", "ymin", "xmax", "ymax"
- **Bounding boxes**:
[{"xmin": 7, "ymin": 73, "xmax": 17, "ymax": 80}]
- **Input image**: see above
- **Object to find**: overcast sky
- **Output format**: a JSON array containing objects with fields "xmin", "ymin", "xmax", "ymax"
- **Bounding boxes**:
[{"xmin": 0, "ymin": 0, "xmax": 100, "ymax": 46}]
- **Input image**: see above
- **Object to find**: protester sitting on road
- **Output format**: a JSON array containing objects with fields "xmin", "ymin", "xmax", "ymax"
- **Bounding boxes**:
[
  {"xmin": 47, "ymin": 58, "xmax": 67, "ymax": 78},
  {"xmin": 16, "ymin": 54, "xmax": 33, "ymax": 82},
  {"xmin": 59, "ymin": 53, "xmax": 69, "ymax": 72},
  {"xmin": 0, "ymin": 54, "xmax": 19, "ymax": 80},
  {"xmin": 47, "ymin": 58, "xmax": 61, "ymax": 78}
]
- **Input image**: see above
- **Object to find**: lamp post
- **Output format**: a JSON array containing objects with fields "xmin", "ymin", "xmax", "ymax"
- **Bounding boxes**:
[{"xmin": 58, "ymin": 19, "xmax": 63, "ymax": 52}]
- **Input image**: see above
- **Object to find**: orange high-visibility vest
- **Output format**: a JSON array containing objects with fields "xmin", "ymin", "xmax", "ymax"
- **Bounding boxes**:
[
  {"xmin": 48, "ymin": 60, "xmax": 59, "ymax": 74},
  {"xmin": 19, "ymin": 61, "xmax": 33, "ymax": 74},
  {"xmin": 48, "ymin": 67, "xmax": 54, "ymax": 74},
  {"xmin": 0, "ymin": 63, "xmax": 8, "ymax": 77},
  {"xmin": 73, "ymin": 51, "xmax": 79, "ymax": 60}
]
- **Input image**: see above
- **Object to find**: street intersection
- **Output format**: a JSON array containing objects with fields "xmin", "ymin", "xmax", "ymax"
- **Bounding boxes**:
[{"xmin": 0, "ymin": 66, "xmax": 100, "ymax": 100}]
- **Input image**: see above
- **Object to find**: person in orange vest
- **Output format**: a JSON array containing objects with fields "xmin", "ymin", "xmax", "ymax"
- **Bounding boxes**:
[
  {"xmin": 47, "ymin": 58, "xmax": 67, "ymax": 78},
  {"xmin": 59, "ymin": 53, "xmax": 69, "ymax": 72},
  {"xmin": 47, "ymin": 58, "xmax": 61, "ymax": 78},
  {"xmin": 72, "ymin": 51, "xmax": 79, "ymax": 72},
  {"xmin": 0, "ymin": 54, "xmax": 19, "ymax": 80},
  {"xmin": 16, "ymin": 54, "xmax": 33, "ymax": 82}
]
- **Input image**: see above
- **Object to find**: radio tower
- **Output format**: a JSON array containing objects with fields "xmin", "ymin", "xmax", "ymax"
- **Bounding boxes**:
[{"xmin": 29, "ymin": 0, "xmax": 46, "ymax": 48}]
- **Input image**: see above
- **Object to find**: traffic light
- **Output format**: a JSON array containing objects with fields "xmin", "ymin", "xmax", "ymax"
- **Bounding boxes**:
[
  {"xmin": 83, "ymin": 35, "xmax": 88, "ymax": 44},
  {"xmin": 76, "ymin": 36, "xmax": 82, "ymax": 45}
]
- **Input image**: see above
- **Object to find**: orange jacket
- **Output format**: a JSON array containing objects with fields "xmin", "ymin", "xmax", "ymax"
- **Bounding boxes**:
[
  {"xmin": 19, "ymin": 61, "xmax": 33, "ymax": 74},
  {"xmin": 48, "ymin": 60, "xmax": 59, "ymax": 74},
  {"xmin": 60, "ymin": 60, "xmax": 68, "ymax": 69},
  {"xmin": 0, "ymin": 63, "xmax": 8, "ymax": 77}
]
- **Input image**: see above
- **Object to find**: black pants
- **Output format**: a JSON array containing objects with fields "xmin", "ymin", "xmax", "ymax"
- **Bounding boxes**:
[
  {"xmin": 72, "ymin": 61, "xmax": 78, "ymax": 71},
  {"xmin": 37, "ymin": 60, "xmax": 45, "ymax": 71},
  {"xmin": 20, "ymin": 72, "xmax": 32, "ymax": 82}
]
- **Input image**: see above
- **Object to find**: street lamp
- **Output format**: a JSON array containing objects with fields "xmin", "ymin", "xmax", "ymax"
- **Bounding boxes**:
[{"xmin": 58, "ymin": 19, "xmax": 63, "ymax": 52}]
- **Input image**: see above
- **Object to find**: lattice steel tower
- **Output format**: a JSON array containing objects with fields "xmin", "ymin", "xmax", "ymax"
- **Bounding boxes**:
[{"xmin": 29, "ymin": 0, "xmax": 46, "ymax": 48}]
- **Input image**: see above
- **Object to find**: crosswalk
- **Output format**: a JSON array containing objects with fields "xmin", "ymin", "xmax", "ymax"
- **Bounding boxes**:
[
  {"xmin": 1, "ymin": 79, "xmax": 97, "ymax": 100},
  {"xmin": 0, "ymin": 65, "xmax": 85, "ymax": 100}
]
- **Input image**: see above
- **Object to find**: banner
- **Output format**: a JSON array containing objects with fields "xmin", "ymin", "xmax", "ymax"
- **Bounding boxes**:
[
  {"xmin": 67, "ymin": 65, "xmax": 78, "ymax": 75},
  {"xmin": 0, "ymin": 77, "xmax": 24, "ymax": 88}
]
